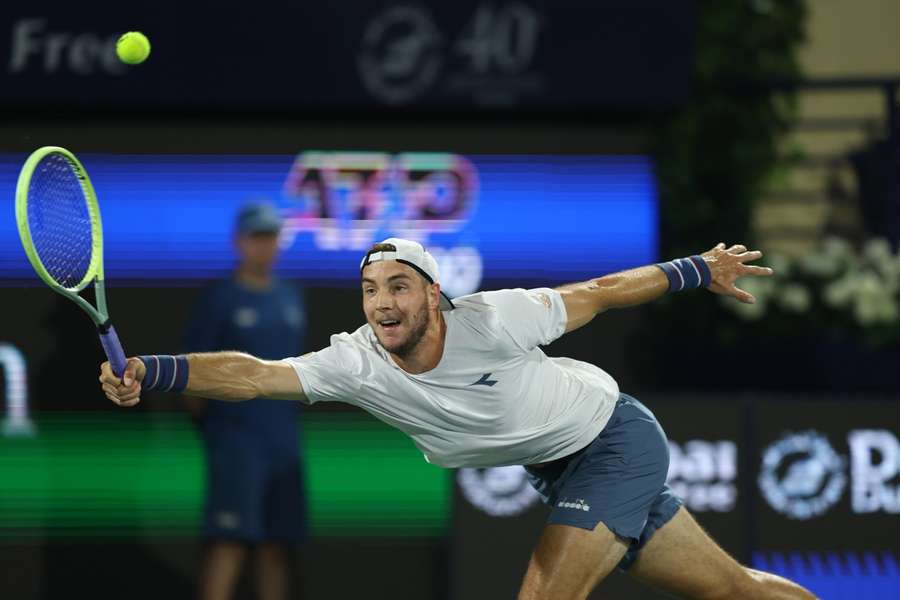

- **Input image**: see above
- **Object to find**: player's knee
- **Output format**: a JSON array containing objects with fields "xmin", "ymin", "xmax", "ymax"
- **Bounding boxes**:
[
  {"xmin": 686, "ymin": 566, "xmax": 758, "ymax": 600},
  {"xmin": 744, "ymin": 568, "xmax": 820, "ymax": 600},
  {"xmin": 701, "ymin": 567, "xmax": 818, "ymax": 600}
]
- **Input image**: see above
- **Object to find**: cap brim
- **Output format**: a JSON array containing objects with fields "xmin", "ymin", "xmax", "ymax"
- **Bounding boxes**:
[{"xmin": 439, "ymin": 292, "xmax": 455, "ymax": 311}]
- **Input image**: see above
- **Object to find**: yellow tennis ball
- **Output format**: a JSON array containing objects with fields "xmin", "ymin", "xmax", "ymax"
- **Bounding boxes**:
[{"xmin": 116, "ymin": 31, "xmax": 151, "ymax": 65}]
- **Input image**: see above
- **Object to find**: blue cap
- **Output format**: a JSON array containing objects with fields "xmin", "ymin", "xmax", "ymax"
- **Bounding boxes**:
[{"xmin": 236, "ymin": 203, "xmax": 282, "ymax": 235}]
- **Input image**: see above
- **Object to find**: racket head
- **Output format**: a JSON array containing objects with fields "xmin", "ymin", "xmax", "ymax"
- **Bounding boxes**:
[{"xmin": 15, "ymin": 147, "xmax": 107, "ymax": 323}]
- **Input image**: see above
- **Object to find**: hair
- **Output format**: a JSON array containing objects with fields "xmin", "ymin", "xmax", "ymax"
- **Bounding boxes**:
[
  {"xmin": 369, "ymin": 242, "xmax": 396, "ymax": 252},
  {"xmin": 361, "ymin": 242, "xmax": 431, "ymax": 293}
]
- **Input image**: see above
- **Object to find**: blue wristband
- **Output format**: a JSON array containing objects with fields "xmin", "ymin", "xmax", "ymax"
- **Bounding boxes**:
[
  {"xmin": 656, "ymin": 255, "xmax": 711, "ymax": 292},
  {"xmin": 138, "ymin": 355, "xmax": 189, "ymax": 393}
]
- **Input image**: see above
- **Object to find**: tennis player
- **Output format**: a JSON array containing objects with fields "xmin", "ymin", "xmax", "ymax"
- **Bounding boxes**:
[{"xmin": 100, "ymin": 238, "xmax": 816, "ymax": 600}]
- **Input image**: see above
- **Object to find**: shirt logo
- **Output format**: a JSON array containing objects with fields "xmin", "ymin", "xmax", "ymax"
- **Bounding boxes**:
[{"xmin": 469, "ymin": 373, "xmax": 498, "ymax": 387}]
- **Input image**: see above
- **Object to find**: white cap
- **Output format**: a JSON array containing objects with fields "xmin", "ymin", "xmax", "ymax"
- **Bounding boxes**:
[{"xmin": 360, "ymin": 238, "xmax": 455, "ymax": 310}]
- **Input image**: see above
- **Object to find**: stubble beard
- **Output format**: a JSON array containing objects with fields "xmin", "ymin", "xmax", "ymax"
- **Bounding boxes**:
[{"xmin": 380, "ymin": 303, "xmax": 431, "ymax": 359}]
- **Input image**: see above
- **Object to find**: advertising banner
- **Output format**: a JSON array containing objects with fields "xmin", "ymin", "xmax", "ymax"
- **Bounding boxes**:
[
  {"xmin": 0, "ymin": 152, "xmax": 658, "ymax": 292},
  {"xmin": 1, "ymin": 1, "xmax": 694, "ymax": 110}
]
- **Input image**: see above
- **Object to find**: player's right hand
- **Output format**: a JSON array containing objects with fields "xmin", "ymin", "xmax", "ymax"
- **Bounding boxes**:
[{"xmin": 99, "ymin": 357, "xmax": 146, "ymax": 407}]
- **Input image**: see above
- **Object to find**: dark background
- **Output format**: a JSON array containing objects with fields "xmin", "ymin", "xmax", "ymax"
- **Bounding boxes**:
[{"xmin": 2, "ymin": 1, "xmax": 899, "ymax": 599}]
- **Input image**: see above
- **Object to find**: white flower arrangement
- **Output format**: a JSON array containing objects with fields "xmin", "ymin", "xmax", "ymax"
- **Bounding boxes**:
[{"xmin": 722, "ymin": 236, "xmax": 900, "ymax": 337}]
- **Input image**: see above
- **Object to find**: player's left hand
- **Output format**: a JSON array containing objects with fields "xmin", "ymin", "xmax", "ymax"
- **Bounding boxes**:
[{"xmin": 701, "ymin": 242, "xmax": 773, "ymax": 304}]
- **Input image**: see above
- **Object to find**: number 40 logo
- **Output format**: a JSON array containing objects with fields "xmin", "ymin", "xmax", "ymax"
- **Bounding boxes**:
[{"xmin": 454, "ymin": 4, "xmax": 543, "ymax": 75}]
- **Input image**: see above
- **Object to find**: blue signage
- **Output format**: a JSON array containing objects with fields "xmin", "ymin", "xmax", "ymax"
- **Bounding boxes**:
[{"xmin": 1, "ymin": 153, "xmax": 657, "ymax": 294}]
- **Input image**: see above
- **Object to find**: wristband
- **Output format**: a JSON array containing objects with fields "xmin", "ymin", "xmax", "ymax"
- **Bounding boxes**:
[
  {"xmin": 138, "ymin": 355, "xmax": 189, "ymax": 393},
  {"xmin": 655, "ymin": 256, "xmax": 712, "ymax": 292}
]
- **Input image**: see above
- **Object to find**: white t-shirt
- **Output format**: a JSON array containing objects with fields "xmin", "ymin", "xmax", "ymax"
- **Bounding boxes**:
[{"xmin": 285, "ymin": 288, "xmax": 619, "ymax": 468}]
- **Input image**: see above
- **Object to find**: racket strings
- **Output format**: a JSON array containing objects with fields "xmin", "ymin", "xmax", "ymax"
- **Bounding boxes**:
[{"xmin": 27, "ymin": 154, "xmax": 95, "ymax": 290}]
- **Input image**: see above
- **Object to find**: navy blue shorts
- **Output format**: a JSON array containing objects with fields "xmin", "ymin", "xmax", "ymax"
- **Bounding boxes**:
[
  {"xmin": 202, "ymin": 427, "xmax": 307, "ymax": 545},
  {"xmin": 525, "ymin": 394, "xmax": 683, "ymax": 571}
]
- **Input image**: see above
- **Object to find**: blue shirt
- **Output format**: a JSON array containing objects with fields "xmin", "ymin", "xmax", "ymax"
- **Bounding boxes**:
[{"xmin": 184, "ymin": 277, "xmax": 306, "ymax": 447}]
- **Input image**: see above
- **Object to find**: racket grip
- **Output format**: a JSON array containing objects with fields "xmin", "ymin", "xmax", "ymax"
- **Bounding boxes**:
[{"xmin": 98, "ymin": 322, "xmax": 128, "ymax": 378}]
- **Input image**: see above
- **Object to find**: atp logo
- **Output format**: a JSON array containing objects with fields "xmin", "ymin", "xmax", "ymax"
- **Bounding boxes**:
[
  {"xmin": 280, "ymin": 151, "xmax": 479, "ymax": 251},
  {"xmin": 758, "ymin": 431, "xmax": 847, "ymax": 520}
]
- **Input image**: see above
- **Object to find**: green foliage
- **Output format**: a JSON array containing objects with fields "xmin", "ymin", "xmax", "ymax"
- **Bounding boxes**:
[{"xmin": 654, "ymin": 0, "xmax": 808, "ymax": 258}]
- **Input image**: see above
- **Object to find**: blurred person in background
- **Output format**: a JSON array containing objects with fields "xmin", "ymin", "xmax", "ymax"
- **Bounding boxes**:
[{"xmin": 183, "ymin": 202, "xmax": 307, "ymax": 600}]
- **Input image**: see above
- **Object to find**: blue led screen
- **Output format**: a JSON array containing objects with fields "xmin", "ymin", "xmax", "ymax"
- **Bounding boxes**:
[{"xmin": 0, "ymin": 153, "xmax": 657, "ymax": 292}]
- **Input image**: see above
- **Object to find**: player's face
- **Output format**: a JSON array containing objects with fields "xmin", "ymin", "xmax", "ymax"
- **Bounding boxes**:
[
  {"xmin": 361, "ymin": 261, "xmax": 434, "ymax": 358},
  {"xmin": 236, "ymin": 232, "xmax": 280, "ymax": 273}
]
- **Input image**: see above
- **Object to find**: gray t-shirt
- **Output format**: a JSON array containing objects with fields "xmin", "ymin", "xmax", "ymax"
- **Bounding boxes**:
[{"xmin": 286, "ymin": 288, "xmax": 618, "ymax": 468}]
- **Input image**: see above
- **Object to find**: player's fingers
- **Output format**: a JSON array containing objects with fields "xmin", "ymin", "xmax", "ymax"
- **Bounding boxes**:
[
  {"xmin": 99, "ymin": 361, "xmax": 122, "ymax": 386},
  {"xmin": 743, "ymin": 264, "xmax": 774, "ymax": 276},
  {"xmin": 118, "ymin": 397, "xmax": 140, "ymax": 407},
  {"xmin": 122, "ymin": 360, "xmax": 138, "ymax": 387},
  {"xmin": 737, "ymin": 250, "xmax": 763, "ymax": 262},
  {"xmin": 728, "ymin": 244, "xmax": 747, "ymax": 253},
  {"xmin": 119, "ymin": 384, "xmax": 142, "ymax": 401},
  {"xmin": 731, "ymin": 284, "xmax": 755, "ymax": 304}
]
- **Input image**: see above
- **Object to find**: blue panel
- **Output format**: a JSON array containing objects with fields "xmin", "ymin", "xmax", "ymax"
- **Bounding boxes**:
[
  {"xmin": 753, "ymin": 552, "xmax": 900, "ymax": 599},
  {"xmin": 0, "ymin": 153, "xmax": 657, "ymax": 290}
]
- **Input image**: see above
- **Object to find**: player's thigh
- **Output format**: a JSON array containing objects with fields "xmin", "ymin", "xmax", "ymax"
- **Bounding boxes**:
[
  {"xmin": 627, "ymin": 506, "xmax": 755, "ymax": 599},
  {"xmin": 518, "ymin": 521, "xmax": 629, "ymax": 600}
]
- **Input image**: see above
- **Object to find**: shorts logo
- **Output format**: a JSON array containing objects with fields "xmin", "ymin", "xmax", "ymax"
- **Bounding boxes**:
[
  {"xmin": 758, "ymin": 431, "xmax": 846, "ymax": 520},
  {"xmin": 557, "ymin": 498, "xmax": 591, "ymax": 512}
]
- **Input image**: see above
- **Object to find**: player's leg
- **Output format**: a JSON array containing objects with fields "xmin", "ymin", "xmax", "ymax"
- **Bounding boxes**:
[
  {"xmin": 518, "ymin": 521, "xmax": 629, "ymax": 600},
  {"xmin": 519, "ymin": 394, "xmax": 673, "ymax": 600},
  {"xmin": 628, "ymin": 506, "xmax": 817, "ymax": 599}
]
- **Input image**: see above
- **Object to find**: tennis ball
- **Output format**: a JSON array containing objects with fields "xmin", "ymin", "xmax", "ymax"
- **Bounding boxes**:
[{"xmin": 116, "ymin": 31, "xmax": 151, "ymax": 65}]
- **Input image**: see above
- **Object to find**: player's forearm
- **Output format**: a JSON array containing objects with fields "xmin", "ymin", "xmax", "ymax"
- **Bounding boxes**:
[
  {"xmin": 592, "ymin": 265, "xmax": 671, "ymax": 310},
  {"xmin": 560, "ymin": 265, "xmax": 669, "ymax": 317},
  {"xmin": 184, "ymin": 352, "xmax": 271, "ymax": 401}
]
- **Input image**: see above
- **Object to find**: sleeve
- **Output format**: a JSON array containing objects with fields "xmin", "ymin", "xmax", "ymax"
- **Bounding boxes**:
[
  {"xmin": 283, "ymin": 332, "xmax": 365, "ymax": 406},
  {"xmin": 182, "ymin": 286, "xmax": 223, "ymax": 353},
  {"xmin": 482, "ymin": 288, "xmax": 568, "ymax": 351}
]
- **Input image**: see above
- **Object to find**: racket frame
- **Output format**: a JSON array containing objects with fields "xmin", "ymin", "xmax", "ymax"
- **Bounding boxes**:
[
  {"xmin": 15, "ymin": 146, "xmax": 126, "ymax": 377},
  {"xmin": 15, "ymin": 146, "xmax": 111, "ymax": 326}
]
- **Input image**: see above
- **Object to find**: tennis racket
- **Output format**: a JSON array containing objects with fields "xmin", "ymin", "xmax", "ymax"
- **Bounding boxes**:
[{"xmin": 15, "ymin": 146, "xmax": 127, "ymax": 377}]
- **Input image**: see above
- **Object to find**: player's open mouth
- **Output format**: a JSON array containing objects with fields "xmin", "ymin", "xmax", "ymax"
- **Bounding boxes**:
[{"xmin": 379, "ymin": 319, "xmax": 401, "ymax": 330}]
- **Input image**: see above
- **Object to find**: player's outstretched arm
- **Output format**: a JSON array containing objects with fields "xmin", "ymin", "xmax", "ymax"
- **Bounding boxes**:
[
  {"xmin": 99, "ymin": 352, "xmax": 307, "ymax": 407},
  {"xmin": 557, "ymin": 243, "xmax": 773, "ymax": 333}
]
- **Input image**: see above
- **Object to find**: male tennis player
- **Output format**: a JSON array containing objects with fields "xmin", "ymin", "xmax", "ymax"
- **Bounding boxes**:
[{"xmin": 100, "ymin": 238, "xmax": 816, "ymax": 600}]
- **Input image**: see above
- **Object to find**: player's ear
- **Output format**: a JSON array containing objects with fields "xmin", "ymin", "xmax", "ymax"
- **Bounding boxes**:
[{"xmin": 429, "ymin": 283, "xmax": 441, "ymax": 309}]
